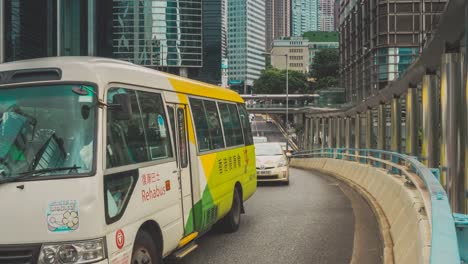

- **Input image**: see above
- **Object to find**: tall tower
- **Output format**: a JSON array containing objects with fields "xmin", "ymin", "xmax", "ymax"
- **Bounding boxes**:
[
  {"xmin": 228, "ymin": 0, "xmax": 266, "ymax": 92},
  {"xmin": 266, "ymin": 0, "xmax": 291, "ymax": 51},
  {"xmin": 292, "ymin": 0, "xmax": 319, "ymax": 37},
  {"xmin": 197, "ymin": 0, "xmax": 228, "ymax": 85},
  {"xmin": 318, "ymin": 0, "xmax": 334, "ymax": 31}
]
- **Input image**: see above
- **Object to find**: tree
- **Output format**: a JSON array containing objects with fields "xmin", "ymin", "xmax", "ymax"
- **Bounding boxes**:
[
  {"xmin": 314, "ymin": 76, "xmax": 338, "ymax": 91},
  {"xmin": 253, "ymin": 68, "xmax": 309, "ymax": 94},
  {"xmin": 310, "ymin": 49, "xmax": 339, "ymax": 80}
]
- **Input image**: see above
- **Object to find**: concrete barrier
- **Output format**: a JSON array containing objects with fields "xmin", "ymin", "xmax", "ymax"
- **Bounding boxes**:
[{"xmin": 291, "ymin": 158, "xmax": 431, "ymax": 264}]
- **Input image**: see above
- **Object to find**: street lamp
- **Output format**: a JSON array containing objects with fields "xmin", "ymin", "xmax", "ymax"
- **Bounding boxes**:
[{"xmin": 262, "ymin": 52, "xmax": 289, "ymax": 152}]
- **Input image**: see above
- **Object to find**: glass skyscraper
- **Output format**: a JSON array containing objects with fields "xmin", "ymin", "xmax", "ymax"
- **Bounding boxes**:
[
  {"xmin": 339, "ymin": 0, "xmax": 447, "ymax": 102},
  {"xmin": 2, "ymin": 0, "xmax": 93, "ymax": 63},
  {"xmin": 0, "ymin": 0, "xmax": 203, "ymax": 78},
  {"xmin": 197, "ymin": 0, "xmax": 228, "ymax": 86},
  {"xmin": 112, "ymin": 0, "xmax": 202, "ymax": 70},
  {"xmin": 292, "ymin": 0, "xmax": 319, "ymax": 37},
  {"xmin": 228, "ymin": 0, "xmax": 265, "ymax": 91}
]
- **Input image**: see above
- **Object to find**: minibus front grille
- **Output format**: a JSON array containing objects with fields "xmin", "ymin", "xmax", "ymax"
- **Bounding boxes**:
[{"xmin": 0, "ymin": 244, "xmax": 41, "ymax": 264}]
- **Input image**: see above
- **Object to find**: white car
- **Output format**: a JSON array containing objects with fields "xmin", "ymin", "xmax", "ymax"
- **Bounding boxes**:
[
  {"xmin": 253, "ymin": 136, "xmax": 268, "ymax": 143},
  {"xmin": 249, "ymin": 113, "xmax": 255, "ymax": 122},
  {"xmin": 255, "ymin": 142, "xmax": 290, "ymax": 184}
]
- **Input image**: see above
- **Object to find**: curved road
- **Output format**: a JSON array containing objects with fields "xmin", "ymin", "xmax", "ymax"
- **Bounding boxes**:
[
  {"xmin": 177, "ymin": 114, "xmax": 382, "ymax": 264},
  {"xmin": 178, "ymin": 168, "xmax": 355, "ymax": 264}
]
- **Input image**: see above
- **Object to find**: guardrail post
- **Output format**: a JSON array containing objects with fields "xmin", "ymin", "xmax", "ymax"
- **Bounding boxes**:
[
  {"xmin": 345, "ymin": 116, "xmax": 352, "ymax": 160},
  {"xmin": 441, "ymin": 50, "xmax": 465, "ymax": 212},
  {"xmin": 304, "ymin": 118, "xmax": 309, "ymax": 151},
  {"xmin": 422, "ymin": 71, "xmax": 439, "ymax": 168},
  {"xmin": 321, "ymin": 117, "xmax": 326, "ymax": 150},
  {"xmin": 365, "ymin": 108, "xmax": 373, "ymax": 150},
  {"xmin": 365, "ymin": 109, "xmax": 374, "ymax": 165},
  {"xmin": 406, "ymin": 85, "xmax": 418, "ymax": 157},
  {"xmin": 377, "ymin": 103, "xmax": 386, "ymax": 168},
  {"xmin": 391, "ymin": 95, "xmax": 402, "ymax": 153},
  {"xmin": 355, "ymin": 113, "xmax": 362, "ymax": 162},
  {"xmin": 309, "ymin": 117, "xmax": 314, "ymax": 151},
  {"xmin": 391, "ymin": 95, "xmax": 401, "ymax": 174},
  {"xmin": 336, "ymin": 117, "xmax": 342, "ymax": 149},
  {"xmin": 328, "ymin": 117, "xmax": 335, "ymax": 149},
  {"xmin": 315, "ymin": 118, "xmax": 320, "ymax": 148}
]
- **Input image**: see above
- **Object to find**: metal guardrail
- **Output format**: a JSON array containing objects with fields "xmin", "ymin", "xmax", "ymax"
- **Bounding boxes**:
[{"xmin": 292, "ymin": 148, "xmax": 461, "ymax": 264}]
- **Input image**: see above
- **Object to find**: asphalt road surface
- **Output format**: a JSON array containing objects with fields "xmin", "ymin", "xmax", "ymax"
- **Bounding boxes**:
[
  {"xmin": 250, "ymin": 115, "xmax": 287, "ymax": 143},
  {"xmin": 176, "ymin": 114, "xmax": 382, "ymax": 264}
]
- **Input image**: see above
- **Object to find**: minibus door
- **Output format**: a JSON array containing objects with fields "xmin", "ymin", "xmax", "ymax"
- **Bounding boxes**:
[{"xmin": 169, "ymin": 105, "xmax": 195, "ymax": 235}]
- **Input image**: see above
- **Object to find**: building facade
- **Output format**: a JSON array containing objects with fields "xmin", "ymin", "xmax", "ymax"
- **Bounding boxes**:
[
  {"xmin": 303, "ymin": 31, "xmax": 339, "ymax": 65},
  {"xmin": 318, "ymin": 0, "xmax": 335, "ymax": 31},
  {"xmin": 339, "ymin": 0, "xmax": 447, "ymax": 103},
  {"xmin": 271, "ymin": 37, "xmax": 310, "ymax": 74},
  {"xmin": 266, "ymin": 0, "xmax": 291, "ymax": 51},
  {"xmin": 292, "ymin": 0, "xmax": 319, "ymax": 37},
  {"xmin": 0, "ymin": 0, "xmax": 203, "ymax": 78},
  {"xmin": 228, "ymin": 0, "xmax": 265, "ymax": 92},
  {"xmin": 334, "ymin": 0, "xmax": 340, "ymax": 30},
  {"xmin": 197, "ymin": 0, "xmax": 228, "ymax": 86}
]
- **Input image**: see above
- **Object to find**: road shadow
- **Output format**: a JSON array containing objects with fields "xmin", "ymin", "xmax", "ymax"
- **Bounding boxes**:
[{"xmin": 256, "ymin": 181, "xmax": 289, "ymax": 187}]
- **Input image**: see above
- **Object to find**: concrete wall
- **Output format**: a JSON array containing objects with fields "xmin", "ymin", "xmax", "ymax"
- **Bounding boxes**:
[{"xmin": 291, "ymin": 158, "xmax": 431, "ymax": 264}]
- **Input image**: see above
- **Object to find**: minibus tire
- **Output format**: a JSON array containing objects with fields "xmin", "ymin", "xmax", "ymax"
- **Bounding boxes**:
[
  {"xmin": 220, "ymin": 189, "xmax": 241, "ymax": 233},
  {"xmin": 131, "ymin": 231, "xmax": 161, "ymax": 264}
]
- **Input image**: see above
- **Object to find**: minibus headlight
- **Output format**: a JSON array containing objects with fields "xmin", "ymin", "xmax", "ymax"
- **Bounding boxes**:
[{"xmin": 38, "ymin": 238, "xmax": 106, "ymax": 264}]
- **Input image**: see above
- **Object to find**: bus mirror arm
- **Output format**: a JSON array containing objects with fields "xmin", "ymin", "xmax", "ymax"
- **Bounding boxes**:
[{"xmin": 109, "ymin": 94, "xmax": 133, "ymax": 120}]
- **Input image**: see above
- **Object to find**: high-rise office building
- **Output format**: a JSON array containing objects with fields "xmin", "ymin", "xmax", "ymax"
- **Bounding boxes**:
[
  {"xmin": 339, "ymin": 0, "xmax": 447, "ymax": 103},
  {"xmin": 318, "ymin": 0, "xmax": 334, "ymax": 31},
  {"xmin": 333, "ymin": 0, "xmax": 340, "ymax": 30},
  {"xmin": 292, "ymin": 0, "xmax": 319, "ymax": 37},
  {"xmin": 111, "ymin": 0, "xmax": 202, "ymax": 77},
  {"xmin": 197, "ymin": 0, "xmax": 228, "ymax": 86},
  {"xmin": 266, "ymin": 0, "xmax": 291, "ymax": 51},
  {"xmin": 228, "ymin": 0, "xmax": 266, "ymax": 92},
  {"xmin": 1, "ymin": 0, "xmax": 203, "ymax": 78}
]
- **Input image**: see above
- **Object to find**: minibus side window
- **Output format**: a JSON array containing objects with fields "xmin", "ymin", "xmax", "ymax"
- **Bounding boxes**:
[
  {"xmin": 237, "ymin": 104, "xmax": 254, "ymax": 146},
  {"xmin": 203, "ymin": 100, "xmax": 225, "ymax": 149},
  {"xmin": 106, "ymin": 88, "xmax": 173, "ymax": 168},
  {"xmin": 190, "ymin": 99, "xmax": 210, "ymax": 152},
  {"xmin": 189, "ymin": 98, "xmax": 225, "ymax": 152},
  {"xmin": 138, "ymin": 91, "xmax": 173, "ymax": 160},
  {"xmin": 218, "ymin": 102, "xmax": 244, "ymax": 147}
]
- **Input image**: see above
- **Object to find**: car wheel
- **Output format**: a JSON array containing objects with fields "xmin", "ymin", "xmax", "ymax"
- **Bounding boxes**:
[
  {"xmin": 131, "ymin": 231, "xmax": 161, "ymax": 264},
  {"xmin": 219, "ymin": 188, "xmax": 241, "ymax": 233}
]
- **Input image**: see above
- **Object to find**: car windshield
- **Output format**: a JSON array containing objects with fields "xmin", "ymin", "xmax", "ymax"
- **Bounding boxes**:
[
  {"xmin": 255, "ymin": 143, "xmax": 283, "ymax": 156},
  {"xmin": 0, "ymin": 84, "xmax": 96, "ymax": 182}
]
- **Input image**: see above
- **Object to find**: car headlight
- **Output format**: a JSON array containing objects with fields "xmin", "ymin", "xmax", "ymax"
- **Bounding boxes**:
[
  {"xmin": 277, "ymin": 159, "xmax": 288, "ymax": 167},
  {"xmin": 38, "ymin": 238, "xmax": 106, "ymax": 264}
]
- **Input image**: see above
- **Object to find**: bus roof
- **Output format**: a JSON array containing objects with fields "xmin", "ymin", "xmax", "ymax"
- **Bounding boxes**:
[{"xmin": 0, "ymin": 56, "xmax": 244, "ymax": 103}]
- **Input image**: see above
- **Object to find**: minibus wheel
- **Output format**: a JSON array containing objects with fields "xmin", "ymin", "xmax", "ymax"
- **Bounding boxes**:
[
  {"xmin": 220, "ymin": 188, "xmax": 241, "ymax": 233},
  {"xmin": 131, "ymin": 231, "xmax": 161, "ymax": 264}
]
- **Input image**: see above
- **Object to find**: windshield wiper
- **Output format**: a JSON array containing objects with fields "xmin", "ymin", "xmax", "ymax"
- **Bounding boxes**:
[{"xmin": 0, "ymin": 166, "xmax": 81, "ymax": 184}]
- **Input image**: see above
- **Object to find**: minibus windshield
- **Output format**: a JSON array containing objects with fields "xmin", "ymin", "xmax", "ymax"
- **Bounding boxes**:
[{"xmin": 0, "ymin": 84, "xmax": 96, "ymax": 183}]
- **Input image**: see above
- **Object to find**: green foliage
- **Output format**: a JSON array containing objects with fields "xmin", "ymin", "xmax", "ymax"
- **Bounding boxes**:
[
  {"xmin": 253, "ymin": 68, "xmax": 309, "ymax": 94},
  {"xmin": 314, "ymin": 76, "xmax": 338, "ymax": 91},
  {"xmin": 310, "ymin": 49, "xmax": 339, "ymax": 80}
]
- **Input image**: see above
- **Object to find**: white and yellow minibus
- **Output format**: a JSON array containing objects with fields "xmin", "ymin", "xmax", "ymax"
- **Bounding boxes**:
[{"xmin": 0, "ymin": 57, "xmax": 256, "ymax": 264}]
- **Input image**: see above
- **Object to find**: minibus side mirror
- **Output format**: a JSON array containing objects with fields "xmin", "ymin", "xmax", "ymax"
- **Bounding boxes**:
[{"xmin": 110, "ymin": 93, "xmax": 132, "ymax": 120}]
